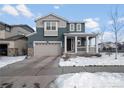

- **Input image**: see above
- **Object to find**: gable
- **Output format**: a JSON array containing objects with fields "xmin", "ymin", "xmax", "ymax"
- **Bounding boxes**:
[{"xmin": 36, "ymin": 14, "xmax": 67, "ymax": 28}]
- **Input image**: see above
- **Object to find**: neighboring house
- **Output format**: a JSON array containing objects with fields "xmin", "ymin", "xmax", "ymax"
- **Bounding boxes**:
[
  {"xmin": 98, "ymin": 42, "xmax": 124, "ymax": 52},
  {"xmin": 98, "ymin": 42, "xmax": 116, "ymax": 51},
  {"xmin": 28, "ymin": 14, "xmax": 98, "ymax": 57},
  {"xmin": 0, "ymin": 21, "xmax": 34, "ymax": 56}
]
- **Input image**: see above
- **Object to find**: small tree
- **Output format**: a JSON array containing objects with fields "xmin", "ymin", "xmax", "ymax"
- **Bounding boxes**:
[
  {"xmin": 99, "ymin": 25, "xmax": 106, "ymax": 52},
  {"xmin": 109, "ymin": 7, "xmax": 124, "ymax": 59}
]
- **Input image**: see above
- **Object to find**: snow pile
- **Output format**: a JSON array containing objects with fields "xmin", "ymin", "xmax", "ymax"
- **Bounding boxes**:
[
  {"xmin": 0, "ymin": 56, "xmax": 26, "ymax": 68},
  {"xmin": 52, "ymin": 72, "xmax": 124, "ymax": 88},
  {"xmin": 59, "ymin": 53, "xmax": 124, "ymax": 66}
]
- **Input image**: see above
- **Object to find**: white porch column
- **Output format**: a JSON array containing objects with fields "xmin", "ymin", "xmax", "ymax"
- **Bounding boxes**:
[
  {"xmin": 75, "ymin": 36, "xmax": 77, "ymax": 53},
  {"xmin": 89, "ymin": 38, "xmax": 91, "ymax": 52},
  {"xmin": 86, "ymin": 36, "xmax": 89, "ymax": 53},
  {"xmin": 95, "ymin": 36, "xmax": 98, "ymax": 53},
  {"xmin": 64, "ymin": 36, "xmax": 67, "ymax": 53}
]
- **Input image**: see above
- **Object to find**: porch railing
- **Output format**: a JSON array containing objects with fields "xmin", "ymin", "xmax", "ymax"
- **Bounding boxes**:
[{"xmin": 77, "ymin": 46, "xmax": 96, "ymax": 53}]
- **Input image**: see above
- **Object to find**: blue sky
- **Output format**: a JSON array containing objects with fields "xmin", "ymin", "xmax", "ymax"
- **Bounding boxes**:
[{"xmin": 0, "ymin": 4, "xmax": 124, "ymax": 41}]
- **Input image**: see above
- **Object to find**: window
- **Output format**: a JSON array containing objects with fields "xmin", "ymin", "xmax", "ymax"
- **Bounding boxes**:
[
  {"xmin": 76, "ymin": 24, "xmax": 81, "ymax": 31},
  {"xmin": 44, "ymin": 21, "xmax": 58, "ymax": 31},
  {"xmin": 70, "ymin": 24, "xmax": 75, "ymax": 31},
  {"xmin": 6, "ymin": 27, "xmax": 10, "ymax": 31}
]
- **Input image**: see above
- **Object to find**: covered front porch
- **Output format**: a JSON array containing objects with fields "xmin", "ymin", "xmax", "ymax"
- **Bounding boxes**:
[{"xmin": 64, "ymin": 33, "xmax": 98, "ymax": 54}]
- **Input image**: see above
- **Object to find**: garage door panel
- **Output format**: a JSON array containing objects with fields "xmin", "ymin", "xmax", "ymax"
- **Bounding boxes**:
[{"xmin": 34, "ymin": 43, "xmax": 61, "ymax": 57}]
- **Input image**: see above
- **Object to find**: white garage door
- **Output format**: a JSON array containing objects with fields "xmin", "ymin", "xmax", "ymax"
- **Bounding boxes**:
[{"xmin": 34, "ymin": 41, "xmax": 62, "ymax": 57}]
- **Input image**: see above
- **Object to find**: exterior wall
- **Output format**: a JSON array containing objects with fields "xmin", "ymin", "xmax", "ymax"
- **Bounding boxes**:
[
  {"xmin": 14, "ymin": 39, "xmax": 27, "ymax": 55},
  {"xmin": 28, "ymin": 28, "xmax": 68, "ymax": 48},
  {"xmin": 44, "ymin": 31, "xmax": 58, "ymax": 36},
  {"xmin": 0, "ymin": 39, "xmax": 27, "ymax": 56},
  {"xmin": 28, "ymin": 48, "xmax": 34, "ymax": 56},
  {"xmin": 0, "ymin": 30, "xmax": 6, "ymax": 39},
  {"xmin": 36, "ymin": 15, "xmax": 67, "ymax": 28},
  {"xmin": 0, "ymin": 41, "xmax": 15, "ymax": 48},
  {"xmin": 0, "ymin": 27, "xmax": 31, "ymax": 39},
  {"xmin": 8, "ymin": 27, "xmax": 31, "ymax": 38},
  {"xmin": 8, "ymin": 48, "xmax": 18, "ymax": 56},
  {"xmin": 0, "ymin": 30, "xmax": 11, "ymax": 39}
]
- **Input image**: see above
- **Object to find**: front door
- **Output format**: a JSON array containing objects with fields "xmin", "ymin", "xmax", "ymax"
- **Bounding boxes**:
[{"xmin": 67, "ymin": 38, "xmax": 71, "ymax": 51}]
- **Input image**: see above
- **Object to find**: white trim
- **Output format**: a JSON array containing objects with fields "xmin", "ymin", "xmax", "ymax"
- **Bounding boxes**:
[
  {"xmin": 44, "ymin": 21, "xmax": 58, "ymax": 31},
  {"xmin": 26, "ymin": 31, "xmax": 37, "ymax": 37},
  {"xmin": 35, "ymin": 13, "xmax": 68, "ymax": 22},
  {"xmin": 76, "ymin": 24, "xmax": 81, "ymax": 31},
  {"xmin": 95, "ymin": 36, "xmax": 98, "ymax": 53},
  {"xmin": 86, "ymin": 36, "xmax": 89, "ymax": 53},
  {"xmin": 64, "ymin": 36, "xmax": 67, "ymax": 53},
  {"xmin": 75, "ymin": 36, "xmax": 77, "ymax": 53},
  {"xmin": 70, "ymin": 24, "xmax": 75, "ymax": 31},
  {"xmin": 33, "ymin": 41, "xmax": 62, "ymax": 54}
]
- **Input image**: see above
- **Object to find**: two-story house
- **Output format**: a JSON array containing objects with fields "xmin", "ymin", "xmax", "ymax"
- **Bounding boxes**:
[
  {"xmin": 28, "ymin": 14, "xmax": 98, "ymax": 57},
  {"xmin": 0, "ymin": 21, "xmax": 34, "ymax": 56}
]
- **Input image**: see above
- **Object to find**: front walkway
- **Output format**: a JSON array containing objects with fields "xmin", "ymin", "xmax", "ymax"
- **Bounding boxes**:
[{"xmin": 0, "ymin": 56, "xmax": 124, "ymax": 88}]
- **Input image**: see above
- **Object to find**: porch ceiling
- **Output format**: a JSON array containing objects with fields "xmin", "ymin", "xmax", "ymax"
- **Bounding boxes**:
[{"xmin": 64, "ymin": 33, "xmax": 98, "ymax": 37}]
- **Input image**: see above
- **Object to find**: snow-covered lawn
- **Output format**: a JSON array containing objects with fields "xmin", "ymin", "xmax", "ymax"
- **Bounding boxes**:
[
  {"xmin": 51, "ymin": 72, "xmax": 124, "ymax": 88},
  {"xmin": 0, "ymin": 56, "xmax": 26, "ymax": 68},
  {"xmin": 59, "ymin": 53, "xmax": 124, "ymax": 66}
]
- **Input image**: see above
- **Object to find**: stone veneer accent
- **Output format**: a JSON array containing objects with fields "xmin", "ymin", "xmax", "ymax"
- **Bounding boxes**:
[
  {"xmin": 28, "ymin": 48, "xmax": 34, "ymax": 56},
  {"xmin": 8, "ymin": 48, "xmax": 18, "ymax": 56}
]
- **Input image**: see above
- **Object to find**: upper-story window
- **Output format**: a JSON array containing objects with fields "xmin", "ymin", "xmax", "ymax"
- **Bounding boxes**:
[
  {"xmin": 70, "ymin": 24, "xmax": 75, "ymax": 31},
  {"xmin": 44, "ymin": 21, "xmax": 58, "ymax": 31},
  {"xmin": 76, "ymin": 24, "xmax": 81, "ymax": 31}
]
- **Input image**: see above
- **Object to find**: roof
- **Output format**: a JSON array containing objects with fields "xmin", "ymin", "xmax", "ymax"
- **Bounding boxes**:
[
  {"xmin": 64, "ymin": 33, "xmax": 98, "ymax": 37},
  {"xmin": 11, "ymin": 25, "xmax": 34, "ymax": 33},
  {"xmin": 68, "ymin": 21, "xmax": 85, "ymax": 24},
  {"xmin": 35, "ymin": 13, "xmax": 68, "ymax": 22},
  {"xmin": 0, "ymin": 21, "xmax": 34, "ymax": 33},
  {"xmin": 0, "ymin": 21, "xmax": 10, "ymax": 26},
  {"xmin": 0, "ymin": 35, "xmax": 27, "ymax": 41}
]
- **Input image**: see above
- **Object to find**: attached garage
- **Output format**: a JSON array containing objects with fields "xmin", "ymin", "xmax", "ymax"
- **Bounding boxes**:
[
  {"xmin": 0, "ymin": 44, "xmax": 8, "ymax": 56},
  {"xmin": 34, "ymin": 41, "xmax": 62, "ymax": 57}
]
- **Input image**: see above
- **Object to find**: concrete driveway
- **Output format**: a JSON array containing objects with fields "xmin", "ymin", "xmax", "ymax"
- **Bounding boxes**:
[
  {"xmin": 0, "ymin": 56, "xmax": 60, "ymax": 88},
  {"xmin": 1, "ymin": 56, "xmax": 124, "ymax": 88}
]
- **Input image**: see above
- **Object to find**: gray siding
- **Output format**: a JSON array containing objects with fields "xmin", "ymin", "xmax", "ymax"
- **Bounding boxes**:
[
  {"xmin": 28, "ymin": 27, "xmax": 68, "ymax": 48},
  {"xmin": 67, "ymin": 23, "xmax": 85, "ymax": 32}
]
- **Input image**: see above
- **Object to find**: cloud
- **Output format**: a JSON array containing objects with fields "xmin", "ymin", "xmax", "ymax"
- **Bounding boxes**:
[
  {"xmin": 94, "ymin": 17, "xmax": 100, "ymax": 21},
  {"xmin": 16, "ymin": 4, "xmax": 34, "ymax": 18},
  {"xmin": 53, "ymin": 5, "xmax": 60, "ymax": 9},
  {"xmin": 1, "ymin": 4, "xmax": 34, "ymax": 18},
  {"xmin": 118, "ymin": 17, "xmax": 124, "ymax": 22},
  {"xmin": 84, "ymin": 18, "xmax": 101, "ymax": 34},
  {"xmin": 103, "ymin": 31, "xmax": 114, "ymax": 42},
  {"xmin": 84, "ymin": 18, "xmax": 99, "ymax": 29},
  {"xmin": 1, "ymin": 5, "xmax": 19, "ymax": 16}
]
